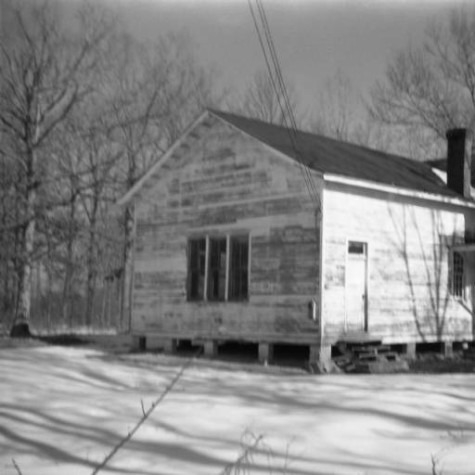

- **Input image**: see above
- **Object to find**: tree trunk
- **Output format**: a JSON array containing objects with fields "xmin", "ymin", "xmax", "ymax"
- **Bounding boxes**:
[
  {"xmin": 11, "ymin": 212, "xmax": 35, "ymax": 337},
  {"xmin": 85, "ymin": 196, "xmax": 98, "ymax": 327},
  {"xmin": 46, "ymin": 265, "xmax": 52, "ymax": 329},
  {"xmin": 120, "ymin": 203, "xmax": 135, "ymax": 331},
  {"xmin": 11, "ymin": 196, "xmax": 21, "ymax": 315},
  {"xmin": 101, "ymin": 279, "xmax": 108, "ymax": 328},
  {"xmin": 1, "ymin": 203, "xmax": 12, "ymax": 314},
  {"xmin": 62, "ymin": 192, "xmax": 77, "ymax": 327},
  {"xmin": 2, "ymin": 259, "xmax": 10, "ymax": 312},
  {"xmin": 11, "ymin": 148, "xmax": 36, "ymax": 338},
  {"xmin": 61, "ymin": 253, "xmax": 73, "ymax": 328}
]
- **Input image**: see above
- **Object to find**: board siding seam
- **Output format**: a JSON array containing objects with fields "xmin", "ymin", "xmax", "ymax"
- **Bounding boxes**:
[
  {"xmin": 173, "ymin": 192, "xmax": 313, "ymax": 212},
  {"xmin": 344, "ymin": 236, "xmax": 348, "ymax": 333},
  {"xmin": 319, "ymin": 188, "xmax": 325, "ymax": 343},
  {"xmin": 204, "ymin": 236, "xmax": 210, "ymax": 302},
  {"xmin": 225, "ymin": 235, "xmax": 231, "ymax": 301},
  {"xmin": 248, "ymin": 231, "xmax": 252, "ymax": 302}
]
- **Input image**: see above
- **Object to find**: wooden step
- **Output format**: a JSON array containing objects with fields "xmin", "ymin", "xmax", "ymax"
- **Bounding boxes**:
[
  {"xmin": 333, "ymin": 355, "xmax": 352, "ymax": 365},
  {"xmin": 353, "ymin": 345, "xmax": 391, "ymax": 356},
  {"xmin": 357, "ymin": 353, "xmax": 379, "ymax": 362},
  {"xmin": 332, "ymin": 339, "xmax": 407, "ymax": 373}
]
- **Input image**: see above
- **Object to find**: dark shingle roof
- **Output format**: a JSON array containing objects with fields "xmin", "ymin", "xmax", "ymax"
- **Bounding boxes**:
[{"xmin": 210, "ymin": 109, "xmax": 458, "ymax": 198}]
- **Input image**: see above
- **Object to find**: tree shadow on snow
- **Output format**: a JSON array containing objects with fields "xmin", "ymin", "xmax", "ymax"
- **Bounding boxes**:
[{"xmin": 2, "ymin": 348, "xmax": 475, "ymax": 475}]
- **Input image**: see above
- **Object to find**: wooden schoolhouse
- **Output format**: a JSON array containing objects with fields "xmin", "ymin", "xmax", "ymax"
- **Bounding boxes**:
[{"xmin": 119, "ymin": 110, "xmax": 475, "ymax": 365}]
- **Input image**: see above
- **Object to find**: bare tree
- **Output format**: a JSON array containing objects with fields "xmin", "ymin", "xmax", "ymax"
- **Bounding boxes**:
[
  {"xmin": 107, "ymin": 32, "xmax": 218, "ymax": 330},
  {"xmin": 369, "ymin": 6, "xmax": 475, "ymax": 158},
  {"xmin": 0, "ymin": 1, "xmax": 219, "ymax": 334},
  {"xmin": 0, "ymin": 1, "xmax": 114, "ymax": 336},
  {"xmin": 233, "ymin": 70, "xmax": 303, "ymax": 126},
  {"xmin": 0, "ymin": 134, "xmax": 19, "ymax": 324},
  {"xmin": 307, "ymin": 70, "xmax": 403, "ymax": 157},
  {"xmin": 51, "ymin": 123, "xmax": 86, "ymax": 327},
  {"xmin": 312, "ymin": 70, "xmax": 358, "ymax": 141}
]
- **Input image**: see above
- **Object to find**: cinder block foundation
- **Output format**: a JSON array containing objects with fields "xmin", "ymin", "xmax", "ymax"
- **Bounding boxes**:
[
  {"xmin": 441, "ymin": 341, "xmax": 453, "ymax": 358},
  {"xmin": 133, "ymin": 335, "xmax": 146, "ymax": 351},
  {"xmin": 403, "ymin": 342, "xmax": 416, "ymax": 359},
  {"xmin": 146, "ymin": 336, "xmax": 164, "ymax": 351},
  {"xmin": 163, "ymin": 339, "xmax": 177, "ymax": 354},
  {"xmin": 258, "ymin": 343, "xmax": 274, "ymax": 364},
  {"xmin": 309, "ymin": 344, "xmax": 332, "ymax": 370},
  {"xmin": 204, "ymin": 340, "xmax": 218, "ymax": 357}
]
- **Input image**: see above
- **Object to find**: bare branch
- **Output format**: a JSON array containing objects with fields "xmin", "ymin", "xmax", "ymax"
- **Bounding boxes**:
[
  {"xmin": 91, "ymin": 348, "xmax": 201, "ymax": 475},
  {"xmin": 11, "ymin": 458, "xmax": 23, "ymax": 475},
  {"xmin": 369, "ymin": 5, "xmax": 475, "ymax": 158}
]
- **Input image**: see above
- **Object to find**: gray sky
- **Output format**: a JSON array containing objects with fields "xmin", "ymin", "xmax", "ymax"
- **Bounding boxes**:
[{"xmin": 103, "ymin": 0, "xmax": 461, "ymax": 110}]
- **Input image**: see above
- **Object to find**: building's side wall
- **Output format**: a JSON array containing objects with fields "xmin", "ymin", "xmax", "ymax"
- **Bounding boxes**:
[
  {"xmin": 322, "ymin": 183, "xmax": 475, "ymax": 344},
  {"xmin": 132, "ymin": 116, "xmax": 322, "ymax": 344}
]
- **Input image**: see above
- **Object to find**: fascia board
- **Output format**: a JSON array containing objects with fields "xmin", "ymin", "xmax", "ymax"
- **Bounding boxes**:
[
  {"xmin": 117, "ymin": 111, "xmax": 209, "ymax": 206},
  {"xmin": 324, "ymin": 173, "xmax": 475, "ymax": 209}
]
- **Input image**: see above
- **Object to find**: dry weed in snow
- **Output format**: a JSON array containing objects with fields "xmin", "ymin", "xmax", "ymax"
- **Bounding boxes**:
[{"xmin": 1, "ymin": 346, "xmax": 475, "ymax": 475}]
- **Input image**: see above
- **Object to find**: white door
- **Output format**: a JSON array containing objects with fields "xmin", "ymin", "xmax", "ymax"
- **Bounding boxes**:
[{"xmin": 346, "ymin": 241, "xmax": 368, "ymax": 332}]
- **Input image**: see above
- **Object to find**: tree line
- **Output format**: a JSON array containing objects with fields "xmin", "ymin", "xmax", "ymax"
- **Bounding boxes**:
[
  {"xmin": 0, "ymin": 1, "xmax": 217, "ymax": 334},
  {"xmin": 1, "ymin": 1, "xmax": 474, "ymax": 335}
]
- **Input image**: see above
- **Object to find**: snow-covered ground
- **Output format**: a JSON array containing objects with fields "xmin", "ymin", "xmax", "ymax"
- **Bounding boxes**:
[{"xmin": 1, "ymin": 345, "xmax": 475, "ymax": 475}]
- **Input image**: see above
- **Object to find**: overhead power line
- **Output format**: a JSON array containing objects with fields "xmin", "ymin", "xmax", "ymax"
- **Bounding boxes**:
[{"xmin": 248, "ymin": 0, "xmax": 321, "ymax": 210}]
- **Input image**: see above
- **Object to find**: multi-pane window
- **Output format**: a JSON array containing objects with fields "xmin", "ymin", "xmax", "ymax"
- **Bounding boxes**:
[
  {"xmin": 229, "ymin": 237, "xmax": 249, "ymax": 301},
  {"xmin": 188, "ymin": 238, "xmax": 206, "ymax": 300},
  {"xmin": 187, "ymin": 235, "xmax": 249, "ymax": 302},
  {"xmin": 452, "ymin": 251, "xmax": 464, "ymax": 298},
  {"xmin": 208, "ymin": 238, "xmax": 227, "ymax": 301}
]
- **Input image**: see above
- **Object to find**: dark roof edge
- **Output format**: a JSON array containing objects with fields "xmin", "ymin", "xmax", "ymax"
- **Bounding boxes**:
[{"xmin": 208, "ymin": 108, "xmax": 421, "ymax": 168}]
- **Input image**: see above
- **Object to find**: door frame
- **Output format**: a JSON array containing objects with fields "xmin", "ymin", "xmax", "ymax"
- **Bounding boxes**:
[{"xmin": 344, "ymin": 237, "xmax": 370, "ymax": 333}]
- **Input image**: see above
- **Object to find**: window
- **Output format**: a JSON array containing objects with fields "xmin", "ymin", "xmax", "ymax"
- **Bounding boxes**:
[
  {"xmin": 188, "ymin": 238, "xmax": 206, "ymax": 300},
  {"xmin": 452, "ymin": 251, "xmax": 464, "ymax": 298},
  {"xmin": 348, "ymin": 241, "xmax": 366, "ymax": 255},
  {"xmin": 208, "ymin": 238, "xmax": 227, "ymax": 301},
  {"xmin": 229, "ymin": 236, "xmax": 249, "ymax": 301},
  {"xmin": 187, "ymin": 235, "xmax": 249, "ymax": 302}
]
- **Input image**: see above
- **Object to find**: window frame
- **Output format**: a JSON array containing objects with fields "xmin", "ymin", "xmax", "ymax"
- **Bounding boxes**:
[
  {"xmin": 207, "ymin": 237, "xmax": 227, "ymax": 302},
  {"xmin": 348, "ymin": 240, "xmax": 367, "ymax": 255},
  {"xmin": 187, "ymin": 237, "xmax": 207, "ymax": 301},
  {"xmin": 451, "ymin": 251, "xmax": 465, "ymax": 299},
  {"xmin": 187, "ymin": 233, "xmax": 250, "ymax": 302},
  {"xmin": 228, "ymin": 235, "xmax": 250, "ymax": 301}
]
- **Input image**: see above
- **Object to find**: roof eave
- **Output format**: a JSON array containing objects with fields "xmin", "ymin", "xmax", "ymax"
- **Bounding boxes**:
[
  {"xmin": 324, "ymin": 173, "xmax": 475, "ymax": 209},
  {"xmin": 116, "ymin": 110, "xmax": 210, "ymax": 206}
]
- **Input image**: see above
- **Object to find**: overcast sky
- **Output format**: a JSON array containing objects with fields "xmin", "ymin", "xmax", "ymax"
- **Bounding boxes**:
[{"xmin": 101, "ymin": 0, "xmax": 462, "ymax": 109}]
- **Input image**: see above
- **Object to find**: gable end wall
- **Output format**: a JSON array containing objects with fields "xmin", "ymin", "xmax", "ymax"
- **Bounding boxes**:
[{"xmin": 131, "ymin": 117, "xmax": 323, "ymax": 344}]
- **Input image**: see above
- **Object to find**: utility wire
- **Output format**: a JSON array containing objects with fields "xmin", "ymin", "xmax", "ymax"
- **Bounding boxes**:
[
  {"xmin": 256, "ymin": 0, "xmax": 320, "ymax": 206},
  {"xmin": 247, "ymin": 1, "xmax": 290, "ymax": 131},
  {"xmin": 248, "ymin": 0, "xmax": 321, "ymax": 210}
]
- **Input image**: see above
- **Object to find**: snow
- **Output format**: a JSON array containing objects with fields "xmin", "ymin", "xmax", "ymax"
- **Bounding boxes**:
[{"xmin": 1, "ymin": 346, "xmax": 475, "ymax": 475}]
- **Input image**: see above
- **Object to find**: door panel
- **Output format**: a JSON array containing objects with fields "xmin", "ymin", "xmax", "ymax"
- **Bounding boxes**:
[{"xmin": 346, "ymin": 241, "xmax": 367, "ymax": 331}]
